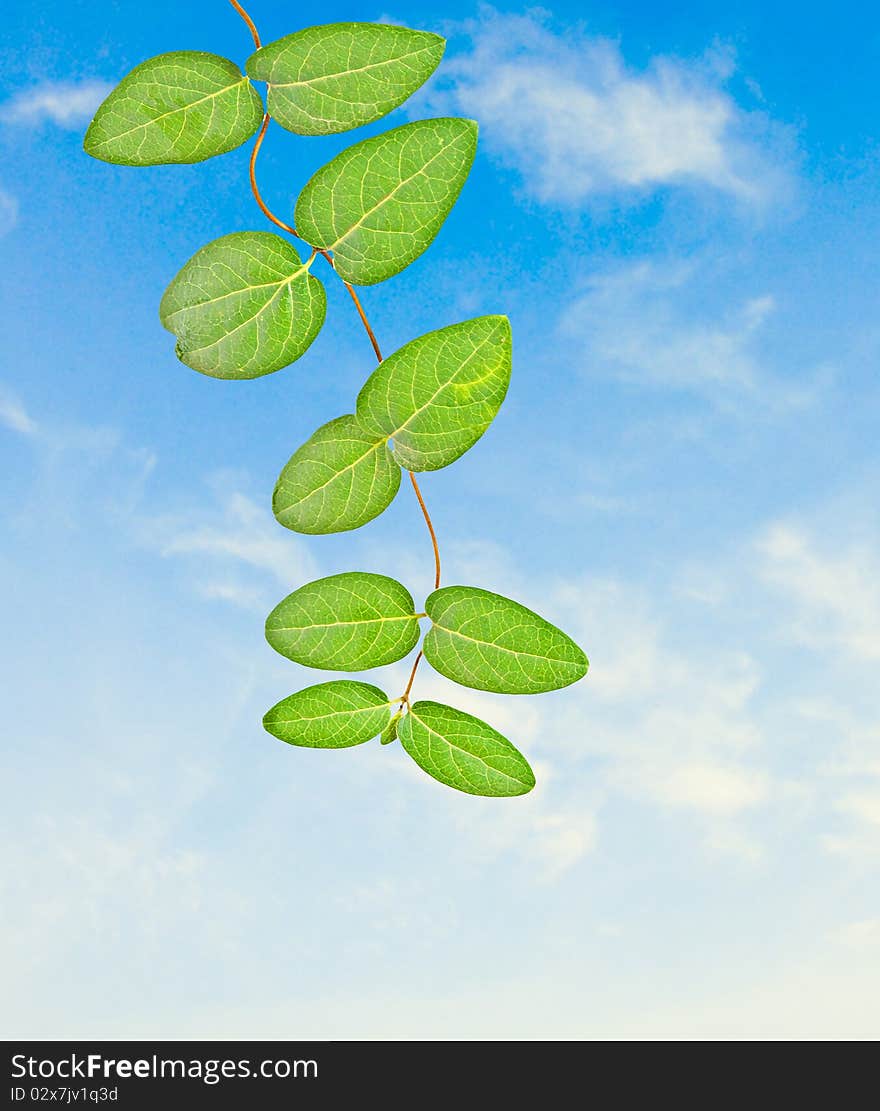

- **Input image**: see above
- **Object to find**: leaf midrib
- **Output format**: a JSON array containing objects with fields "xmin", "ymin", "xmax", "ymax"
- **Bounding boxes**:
[
  {"xmin": 428, "ymin": 618, "xmax": 578, "ymax": 668},
  {"xmin": 163, "ymin": 264, "xmax": 310, "ymax": 323},
  {"xmin": 182, "ymin": 267, "xmax": 312, "ymax": 356},
  {"xmin": 409, "ymin": 709, "xmax": 529, "ymax": 790},
  {"xmin": 274, "ymin": 613, "xmax": 418, "ymax": 633},
  {"xmin": 282, "ymin": 435, "xmax": 387, "ymax": 506},
  {"xmin": 269, "ymin": 43, "xmax": 438, "ymax": 91},
  {"xmin": 272, "ymin": 701, "xmax": 393, "ymax": 725},
  {"xmin": 385, "ymin": 331, "xmax": 501, "ymax": 440},
  {"xmin": 328, "ymin": 127, "xmax": 470, "ymax": 252},
  {"xmin": 91, "ymin": 75, "xmax": 249, "ymax": 149}
]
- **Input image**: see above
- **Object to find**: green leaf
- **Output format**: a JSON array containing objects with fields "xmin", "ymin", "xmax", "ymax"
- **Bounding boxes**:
[
  {"xmin": 294, "ymin": 118, "xmax": 478, "ymax": 285},
  {"xmin": 263, "ymin": 680, "xmax": 393, "ymax": 748},
  {"xmin": 380, "ymin": 710, "xmax": 403, "ymax": 745},
  {"xmin": 159, "ymin": 232, "xmax": 326, "ymax": 379},
  {"xmin": 247, "ymin": 23, "xmax": 445, "ymax": 136},
  {"xmin": 266, "ymin": 572, "xmax": 422, "ymax": 671},
  {"xmin": 273, "ymin": 414, "xmax": 400, "ymax": 533},
  {"xmin": 423, "ymin": 586, "xmax": 589, "ymax": 694},
  {"xmin": 398, "ymin": 701, "xmax": 535, "ymax": 796},
  {"xmin": 83, "ymin": 51, "xmax": 263, "ymax": 165},
  {"xmin": 356, "ymin": 316, "xmax": 512, "ymax": 471}
]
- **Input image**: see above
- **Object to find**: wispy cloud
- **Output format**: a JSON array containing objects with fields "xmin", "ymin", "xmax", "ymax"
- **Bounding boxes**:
[
  {"xmin": 0, "ymin": 386, "xmax": 36, "ymax": 435},
  {"xmin": 552, "ymin": 577, "xmax": 771, "ymax": 842},
  {"xmin": 836, "ymin": 918, "xmax": 880, "ymax": 947},
  {"xmin": 757, "ymin": 523, "xmax": 880, "ymax": 662},
  {"xmin": 558, "ymin": 260, "xmax": 828, "ymax": 409},
  {"xmin": 427, "ymin": 9, "xmax": 790, "ymax": 206},
  {"xmin": 0, "ymin": 80, "xmax": 111, "ymax": 128},
  {"xmin": 149, "ymin": 487, "xmax": 317, "ymax": 610},
  {"xmin": 440, "ymin": 500, "xmax": 879, "ymax": 866}
]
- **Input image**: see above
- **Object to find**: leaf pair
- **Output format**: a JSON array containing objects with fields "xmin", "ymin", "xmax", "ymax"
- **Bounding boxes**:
[
  {"xmin": 273, "ymin": 315, "xmax": 512, "ymax": 532},
  {"xmin": 264, "ymin": 683, "xmax": 534, "ymax": 798},
  {"xmin": 265, "ymin": 572, "xmax": 587, "ymax": 695},
  {"xmin": 84, "ymin": 24, "xmax": 445, "ymax": 165}
]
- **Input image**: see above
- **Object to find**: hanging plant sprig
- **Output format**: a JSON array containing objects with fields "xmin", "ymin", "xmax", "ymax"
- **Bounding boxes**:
[{"xmin": 83, "ymin": 0, "xmax": 589, "ymax": 797}]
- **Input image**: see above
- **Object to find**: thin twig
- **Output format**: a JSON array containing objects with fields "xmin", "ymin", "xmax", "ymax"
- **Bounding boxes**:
[
  {"xmin": 228, "ymin": 0, "xmax": 261, "ymax": 48},
  {"xmin": 399, "ymin": 651, "xmax": 423, "ymax": 708},
  {"xmin": 409, "ymin": 471, "xmax": 441, "ymax": 590},
  {"xmin": 249, "ymin": 115, "xmax": 299, "ymax": 237},
  {"xmin": 231, "ymin": 0, "xmax": 441, "ymax": 708}
]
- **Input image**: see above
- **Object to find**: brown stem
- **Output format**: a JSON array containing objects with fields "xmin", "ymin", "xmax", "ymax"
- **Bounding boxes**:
[
  {"xmin": 231, "ymin": 0, "xmax": 441, "ymax": 708},
  {"xmin": 409, "ymin": 471, "xmax": 441, "ymax": 590},
  {"xmin": 333, "ymin": 267, "xmax": 384, "ymax": 363},
  {"xmin": 228, "ymin": 0, "xmax": 261, "ymax": 48},
  {"xmin": 400, "ymin": 651, "xmax": 423, "ymax": 708},
  {"xmin": 249, "ymin": 114, "xmax": 299, "ymax": 237}
]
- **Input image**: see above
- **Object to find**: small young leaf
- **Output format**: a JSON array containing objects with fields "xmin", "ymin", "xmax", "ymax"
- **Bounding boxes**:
[
  {"xmin": 159, "ymin": 232, "xmax": 326, "ymax": 379},
  {"xmin": 398, "ymin": 701, "xmax": 535, "ymax": 796},
  {"xmin": 247, "ymin": 23, "xmax": 445, "ymax": 136},
  {"xmin": 266, "ymin": 572, "xmax": 422, "ymax": 671},
  {"xmin": 273, "ymin": 414, "xmax": 400, "ymax": 534},
  {"xmin": 294, "ymin": 118, "xmax": 478, "ymax": 285},
  {"xmin": 263, "ymin": 680, "xmax": 392, "ymax": 748},
  {"xmin": 356, "ymin": 316, "xmax": 512, "ymax": 471},
  {"xmin": 423, "ymin": 586, "xmax": 588, "ymax": 694},
  {"xmin": 380, "ymin": 710, "xmax": 403, "ymax": 745},
  {"xmin": 83, "ymin": 51, "xmax": 263, "ymax": 165}
]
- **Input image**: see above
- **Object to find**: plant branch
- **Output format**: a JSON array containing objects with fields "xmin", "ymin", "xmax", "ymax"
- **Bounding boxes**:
[
  {"xmin": 228, "ymin": 0, "xmax": 261, "ymax": 48},
  {"xmin": 322, "ymin": 256, "xmax": 384, "ymax": 363},
  {"xmin": 408, "ymin": 471, "xmax": 441, "ymax": 590},
  {"xmin": 399, "ymin": 651, "xmax": 423, "ymax": 709},
  {"xmin": 249, "ymin": 114, "xmax": 299, "ymax": 236},
  {"xmin": 232, "ymin": 0, "xmax": 441, "ymax": 708}
]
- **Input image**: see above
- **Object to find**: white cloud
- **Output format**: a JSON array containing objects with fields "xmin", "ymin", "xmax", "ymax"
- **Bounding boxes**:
[
  {"xmin": 0, "ymin": 80, "xmax": 111, "ymax": 128},
  {"xmin": 554, "ymin": 577, "xmax": 770, "ymax": 835},
  {"xmin": 432, "ymin": 507, "xmax": 875, "ymax": 866},
  {"xmin": 559, "ymin": 261, "xmax": 826, "ymax": 407},
  {"xmin": 653, "ymin": 762, "xmax": 769, "ymax": 815},
  {"xmin": 837, "ymin": 919, "xmax": 880, "ymax": 947},
  {"xmin": 144, "ymin": 486, "xmax": 317, "ymax": 611},
  {"xmin": 0, "ymin": 386, "xmax": 36, "ymax": 435},
  {"xmin": 837, "ymin": 791, "xmax": 880, "ymax": 827},
  {"xmin": 429, "ymin": 10, "xmax": 787, "ymax": 205},
  {"xmin": 407, "ymin": 543, "xmax": 774, "ymax": 856},
  {"xmin": 757, "ymin": 523, "xmax": 880, "ymax": 661}
]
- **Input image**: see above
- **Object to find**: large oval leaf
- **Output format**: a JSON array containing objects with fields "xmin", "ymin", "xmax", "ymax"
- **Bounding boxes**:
[
  {"xmin": 83, "ymin": 51, "xmax": 263, "ymax": 165},
  {"xmin": 398, "ymin": 701, "xmax": 535, "ymax": 796},
  {"xmin": 423, "ymin": 586, "xmax": 588, "ymax": 694},
  {"xmin": 273, "ymin": 414, "xmax": 400, "ymax": 534},
  {"xmin": 263, "ymin": 680, "xmax": 393, "ymax": 748},
  {"xmin": 294, "ymin": 118, "xmax": 478, "ymax": 285},
  {"xmin": 356, "ymin": 316, "xmax": 511, "ymax": 471},
  {"xmin": 247, "ymin": 23, "xmax": 444, "ymax": 136},
  {"xmin": 266, "ymin": 572, "xmax": 421, "ymax": 671},
  {"xmin": 159, "ymin": 232, "xmax": 326, "ymax": 379}
]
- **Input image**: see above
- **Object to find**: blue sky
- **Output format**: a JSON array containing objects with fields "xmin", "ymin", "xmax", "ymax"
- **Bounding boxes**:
[{"xmin": 1, "ymin": 0, "xmax": 879, "ymax": 1039}]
